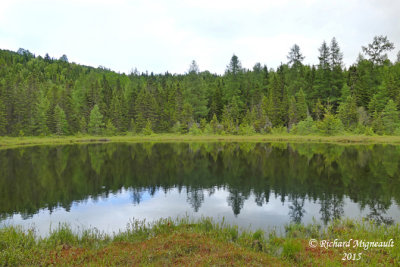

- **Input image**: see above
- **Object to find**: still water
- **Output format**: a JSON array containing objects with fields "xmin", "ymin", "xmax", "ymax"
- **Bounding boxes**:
[{"xmin": 1, "ymin": 142, "xmax": 400, "ymax": 235}]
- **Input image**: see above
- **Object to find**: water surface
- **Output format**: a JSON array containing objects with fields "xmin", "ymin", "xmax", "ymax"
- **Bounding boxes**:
[{"xmin": 1, "ymin": 142, "xmax": 400, "ymax": 235}]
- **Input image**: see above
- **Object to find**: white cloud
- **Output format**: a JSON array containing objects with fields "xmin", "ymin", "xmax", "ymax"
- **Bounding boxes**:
[{"xmin": 0, "ymin": 0, "xmax": 399, "ymax": 74}]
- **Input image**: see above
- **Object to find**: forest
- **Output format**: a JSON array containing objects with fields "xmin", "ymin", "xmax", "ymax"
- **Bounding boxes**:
[{"xmin": 0, "ymin": 35, "xmax": 400, "ymax": 137}]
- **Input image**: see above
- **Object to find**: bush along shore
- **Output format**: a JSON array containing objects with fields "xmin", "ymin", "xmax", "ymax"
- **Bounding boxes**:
[{"xmin": 1, "ymin": 218, "xmax": 399, "ymax": 266}]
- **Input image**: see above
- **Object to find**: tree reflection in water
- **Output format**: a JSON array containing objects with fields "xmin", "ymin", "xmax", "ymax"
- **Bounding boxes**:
[{"xmin": 0, "ymin": 142, "xmax": 399, "ymax": 224}]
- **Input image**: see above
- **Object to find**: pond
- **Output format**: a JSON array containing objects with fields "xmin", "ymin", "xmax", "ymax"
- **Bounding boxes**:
[{"xmin": 1, "ymin": 142, "xmax": 400, "ymax": 235}]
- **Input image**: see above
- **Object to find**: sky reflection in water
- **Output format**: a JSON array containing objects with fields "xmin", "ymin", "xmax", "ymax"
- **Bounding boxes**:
[{"xmin": 1, "ymin": 143, "xmax": 400, "ymax": 235}]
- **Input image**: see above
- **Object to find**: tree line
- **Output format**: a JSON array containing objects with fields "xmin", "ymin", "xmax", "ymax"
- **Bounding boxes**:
[{"xmin": 0, "ymin": 35, "xmax": 400, "ymax": 136}]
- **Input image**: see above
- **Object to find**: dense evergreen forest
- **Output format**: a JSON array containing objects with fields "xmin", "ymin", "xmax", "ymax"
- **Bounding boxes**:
[{"xmin": 1, "ymin": 36, "xmax": 400, "ymax": 137}]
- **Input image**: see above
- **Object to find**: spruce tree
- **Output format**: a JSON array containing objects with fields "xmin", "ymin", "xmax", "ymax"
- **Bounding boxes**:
[
  {"xmin": 330, "ymin": 37, "xmax": 344, "ymax": 104},
  {"xmin": 221, "ymin": 105, "xmax": 235, "ymax": 134},
  {"xmin": 313, "ymin": 99, "xmax": 324, "ymax": 121},
  {"xmin": 88, "ymin": 104, "xmax": 104, "ymax": 135},
  {"xmin": 314, "ymin": 41, "xmax": 332, "ymax": 103},
  {"xmin": 296, "ymin": 89, "xmax": 308, "ymax": 121},
  {"xmin": 224, "ymin": 55, "xmax": 243, "ymax": 104},
  {"xmin": 79, "ymin": 116, "xmax": 87, "ymax": 134},
  {"xmin": 183, "ymin": 61, "xmax": 208, "ymax": 120},
  {"xmin": 210, "ymin": 113, "xmax": 219, "ymax": 134},
  {"xmin": 382, "ymin": 100, "xmax": 399, "ymax": 134},
  {"xmin": 181, "ymin": 103, "xmax": 193, "ymax": 133},
  {"xmin": 338, "ymin": 95, "xmax": 358, "ymax": 129},
  {"xmin": 287, "ymin": 44, "xmax": 305, "ymax": 67},
  {"xmin": 135, "ymin": 87, "xmax": 157, "ymax": 132},
  {"xmin": 330, "ymin": 37, "xmax": 343, "ymax": 68},
  {"xmin": 142, "ymin": 119, "xmax": 153, "ymax": 135},
  {"xmin": 31, "ymin": 91, "xmax": 49, "ymax": 135},
  {"xmin": 105, "ymin": 119, "xmax": 117, "ymax": 136},
  {"xmin": 288, "ymin": 96, "xmax": 297, "ymax": 127},
  {"xmin": 0, "ymin": 99, "xmax": 7, "ymax": 136},
  {"xmin": 54, "ymin": 105, "xmax": 69, "ymax": 136},
  {"xmin": 371, "ymin": 111, "xmax": 384, "ymax": 134}
]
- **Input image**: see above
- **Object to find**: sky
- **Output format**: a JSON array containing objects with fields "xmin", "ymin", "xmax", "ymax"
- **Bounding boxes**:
[{"xmin": 0, "ymin": 0, "xmax": 399, "ymax": 74}]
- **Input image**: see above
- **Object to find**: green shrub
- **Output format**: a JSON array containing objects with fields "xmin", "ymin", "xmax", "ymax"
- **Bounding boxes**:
[
  {"xmin": 317, "ymin": 113, "xmax": 344, "ymax": 135},
  {"xmin": 271, "ymin": 126, "xmax": 288, "ymax": 135},
  {"xmin": 353, "ymin": 124, "xmax": 375, "ymax": 136},
  {"xmin": 238, "ymin": 123, "xmax": 256, "ymax": 135},
  {"xmin": 104, "ymin": 120, "xmax": 117, "ymax": 136},
  {"xmin": 141, "ymin": 120, "xmax": 153, "ymax": 135},
  {"xmin": 202, "ymin": 123, "xmax": 213, "ymax": 135},
  {"xmin": 189, "ymin": 123, "xmax": 201, "ymax": 135},
  {"xmin": 199, "ymin": 118, "xmax": 207, "ymax": 131},
  {"xmin": 291, "ymin": 117, "xmax": 318, "ymax": 135},
  {"xmin": 171, "ymin": 122, "xmax": 183, "ymax": 134}
]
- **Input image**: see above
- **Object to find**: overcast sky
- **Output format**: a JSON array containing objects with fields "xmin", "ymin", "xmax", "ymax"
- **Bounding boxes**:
[{"xmin": 1, "ymin": 0, "xmax": 399, "ymax": 74}]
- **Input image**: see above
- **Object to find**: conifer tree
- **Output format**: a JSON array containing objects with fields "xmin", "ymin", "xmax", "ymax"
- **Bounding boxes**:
[
  {"xmin": 330, "ymin": 37, "xmax": 343, "ymax": 68},
  {"xmin": 183, "ymin": 61, "xmax": 208, "ymax": 120},
  {"xmin": 0, "ymin": 99, "xmax": 7, "ymax": 136},
  {"xmin": 46, "ymin": 104, "xmax": 56, "ymax": 134},
  {"xmin": 340, "ymin": 84, "xmax": 351, "ymax": 103},
  {"xmin": 210, "ymin": 113, "xmax": 219, "ymax": 134},
  {"xmin": 142, "ymin": 119, "xmax": 153, "ymax": 135},
  {"xmin": 287, "ymin": 44, "xmax": 305, "ymax": 67},
  {"xmin": 338, "ymin": 95, "xmax": 358, "ymax": 129},
  {"xmin": 313, "ymin": 99, "xmax": 324, "ymax": 120},
  {"xmin": 330, "ymin": 37, "xmax": 344, "ymax": 104},
  {"xmin": 288, "ymin": 96, "xmax": 297, "ymax": 127},
  {"xmin": 224, "ymin": 55, "xmax": 243, "ymax": 105},
  {"xmin": 31, "ymin": 91, "xmax": 49, "ymax": 135},
  {"xmin": 54, "ymin": 104, "xmax": 69, "ymax": 135},
  {"xmin": 371, "ymin": 111, "xmax": 384, "ymax": 134},
  {"xmin": 296, "ymin": 89, "xmax": 308, "ymax": 121},
  {"xmin": 221, "ymin": 105, "xmax": 235, "ymax": 134},
  {"xmin": 181, "ymin": 103, "xmax": 193, "ymax": 133},
  {"xmin": 314, "ymin": 41, "xmax": 332, "ymax": 103},
  {"xmin": 382, "ymin": 100, "xmax": 399, "ymax": 134},
  {"xmin": 135, "ymin": 87, "xmax": 157, "ymax": 132},
  {"xmin": 266, "ymin": 74, "xmax": 282, "ymax": 126},
  {"xmin": 101, "ymin": 74, "xmax": 113, "ymax": 121},
  {"xmin": 110, "ymin": 93, "xmax": 123, "ymax": 132},
  {"xmin": 88, "ymin": 104, "xmax": 104, "ymax": 135},
  {"xmin": 209, "ymin": 81, "xmax": 223, "ymax": 119},
  {"xmin": 105, "ymin": 119, "xmax": 117, "ymax": 136},
  {"xmin": 79, "ymin": 117, "xmax": 87, "ymax": 134}
]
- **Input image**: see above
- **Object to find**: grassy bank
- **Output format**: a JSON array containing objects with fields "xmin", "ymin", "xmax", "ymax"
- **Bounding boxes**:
[
  {"xmin": 1, "ymin": 218, "xmax": 399, "ymax": 266},
  {"xmin": 2, "ymin": 134, "xmax": 400, "ymax": 149}
]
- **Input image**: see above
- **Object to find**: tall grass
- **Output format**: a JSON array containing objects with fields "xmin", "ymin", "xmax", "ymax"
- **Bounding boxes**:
[{"xmin": 1, "ymin": 217, "xmax": 399, "ymax": 266}]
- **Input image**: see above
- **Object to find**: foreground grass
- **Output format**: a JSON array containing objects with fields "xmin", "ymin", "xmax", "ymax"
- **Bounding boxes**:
[
  {"xmin": 1, "ymin": 218, "xmax": 399, "ymax": 266},
  {"xmin": 2, "ymin": 134, "xmax": 400, "ymax": 149}
]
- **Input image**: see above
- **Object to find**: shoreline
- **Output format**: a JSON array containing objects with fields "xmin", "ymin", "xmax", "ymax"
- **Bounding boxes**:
[{"xmin": 2, "ymin": 134, "xmax": 400, "ymax": 149}]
